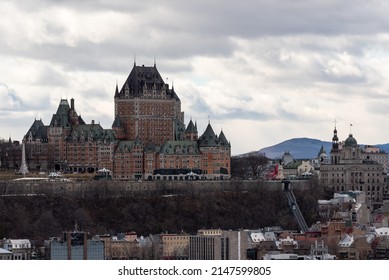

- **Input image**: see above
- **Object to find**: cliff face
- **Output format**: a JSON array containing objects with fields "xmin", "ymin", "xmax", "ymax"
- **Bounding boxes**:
[{"xmin": 0, "ymin": 179, "xmax": 323, "ymax": 242}]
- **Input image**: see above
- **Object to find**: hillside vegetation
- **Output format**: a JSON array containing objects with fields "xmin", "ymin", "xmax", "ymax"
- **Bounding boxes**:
[{"xmin": 0, "ymin": 180, "xmax": 325, "ymax": 242}]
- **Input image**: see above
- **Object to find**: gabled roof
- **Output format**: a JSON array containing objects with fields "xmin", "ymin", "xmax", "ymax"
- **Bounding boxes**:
[
  {"xmin": 49, "ymin": 99, "xmax": 85, "ymax": 127},
  {"xmin": 25, "ymin": 119, "xmax": 48, "ymax": 141},
  {"xmin": 339, "ymin": 234, "xmax": 353, "ymax": 247},
  {"xmin": 50, "ymin": 99, "xmax": 71, "ymax": 127}
]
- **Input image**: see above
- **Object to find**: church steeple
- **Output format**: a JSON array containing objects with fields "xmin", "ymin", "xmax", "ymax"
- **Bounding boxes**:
[
  {"xmin": 330, "ymin": 124, "xmax": 340, "ymax": 164},
  {"xmin": 332, "ymin": 125, "xmax": 339, "ymax": 151}
]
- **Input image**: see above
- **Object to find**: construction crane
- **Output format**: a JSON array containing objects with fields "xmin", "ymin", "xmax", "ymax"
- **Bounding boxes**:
[{"xmin": 282, "ymin": 180, "xmax": 309, "ymax": 233}]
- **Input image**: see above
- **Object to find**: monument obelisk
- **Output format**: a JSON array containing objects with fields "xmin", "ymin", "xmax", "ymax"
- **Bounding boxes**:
[{"xmin": 19, "ymin": 139, "xmax": 29, "ymax": 177}]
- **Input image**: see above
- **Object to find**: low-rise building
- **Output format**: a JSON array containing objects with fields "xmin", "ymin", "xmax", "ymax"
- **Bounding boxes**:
[
  {"xmin": 0, "ymin": 248, "xmax": 12, "ymax": 260},
  {"xmin": 1, "ymin": 239, "xmax": 32, "ymax": 260},
  {"xmin": 161, "ymin": 233, "xmax": 189, "ymax": 259}
]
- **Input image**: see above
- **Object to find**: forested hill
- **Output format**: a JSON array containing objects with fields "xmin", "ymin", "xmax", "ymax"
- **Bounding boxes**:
[{"xmin": 0, "ymin": 183, "xmax": 325, "ymax": 242}]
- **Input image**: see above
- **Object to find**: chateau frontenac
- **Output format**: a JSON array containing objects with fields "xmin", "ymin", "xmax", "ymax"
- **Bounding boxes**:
[{"xmin": 23, "ymin": 63, "xmax": 231, "ymax": 180}]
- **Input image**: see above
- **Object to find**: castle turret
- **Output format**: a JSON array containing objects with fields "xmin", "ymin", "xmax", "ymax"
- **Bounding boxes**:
[{"xmin": 185, "ymin": 119, "xmax": 198, "ymax": 141}]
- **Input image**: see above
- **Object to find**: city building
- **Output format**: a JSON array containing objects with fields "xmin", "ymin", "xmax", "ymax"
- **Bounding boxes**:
[
  {"xmin": 21, "ymin": 63, "xmax": 231, "ymax": 180},
  {"xmin": 189, "ymin": 229, "xmax": 249, "ymax": 260},
  {"xmin": 0, "ymin": 248, "xmax": 12, "ymax": 260},
  {"xmin": 99, "ymin": 232, "xmax": 140, "ymax": 260},
  {"xmin": 320, "ymin": 126, "xmax": 388, "ymax": 209},
  {"xmin": 161, "ymin": 233, "xmax": 189, "ymax": 259},
  {"xmin": 297, "ymin": 160, "xmax": 314, "ymax": 176},
  {"xmin": 47, "ymin": 230, "xmax": 104, "ymax": 260},
  {"xmin": 1, "ymin": 239, "xmax": 32, "ymax": 260},
  {"xmin": 318, "ymin": 191, "xmax": 370, "ymax": 225}
]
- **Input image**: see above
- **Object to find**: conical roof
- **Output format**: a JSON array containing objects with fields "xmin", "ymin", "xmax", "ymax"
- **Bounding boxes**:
[
  {"xmin": 198, "ymin": 123, "xmax": 218, "ymax": 146},
  {"xmin": 185, "ymin": 120, "xmax": 197, "ymax": 133},
  {"xmin": 218, "ymin": 130, "xmax": 229, "ymax": 146}
]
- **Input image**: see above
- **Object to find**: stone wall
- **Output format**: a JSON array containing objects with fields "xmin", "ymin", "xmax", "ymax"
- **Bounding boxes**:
[{"xmin": 0, "ymin": 179, "xmax": 312, "ymax": 199}]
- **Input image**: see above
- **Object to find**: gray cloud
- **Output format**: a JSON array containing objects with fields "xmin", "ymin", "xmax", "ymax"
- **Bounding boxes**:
[
  {"xmin": 3, "ymin": 1, "xmax": 389, "ymax": 153},
  {"xmin": 0, "ymin": 83, "xmax": 23, "ymax": 111}
]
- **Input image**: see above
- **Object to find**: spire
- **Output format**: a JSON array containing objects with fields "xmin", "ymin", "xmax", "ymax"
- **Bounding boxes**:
[
  {"xmin": 219, "ymin": 130, "xmax": 229, "ymax": 146},
  {"xmin": 115, "ymin": 81, "xmax": 119, "ymax": 97},
  {"xmin": 154, "ymin": 55, "xmax": 156, "ymax": 67},
  {"xmin": 331, "ymin": 123, "xmax": 339, "ymax": 152},
  {"xmin": 185, "ymin": 119, "xmax": 197, "ymax": 133}
]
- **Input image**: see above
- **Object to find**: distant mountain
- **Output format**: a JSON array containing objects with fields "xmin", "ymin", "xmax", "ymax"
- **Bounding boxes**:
[{"xmin": 255, "ymin": 137, "xmax": 389, "ymax": 160}]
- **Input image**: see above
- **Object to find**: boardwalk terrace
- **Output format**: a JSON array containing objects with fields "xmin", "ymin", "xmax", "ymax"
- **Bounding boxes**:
[{"xmin": 22, "ymin": 63, "xmax": 231, "ymax": 180}]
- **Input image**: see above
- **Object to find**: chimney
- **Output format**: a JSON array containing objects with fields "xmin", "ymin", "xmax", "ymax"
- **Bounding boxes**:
[
  {"xmin": 71, "ymin": 98, "xmax": 75, "ymax": 110},
  {"xmin": 92, "ymin": 120, "xmax": 95, "ymax": 126}
]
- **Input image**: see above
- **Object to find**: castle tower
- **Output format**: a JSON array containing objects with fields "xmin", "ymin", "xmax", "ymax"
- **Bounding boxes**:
[
  {"xmin": 114, "ymin": 64, "xmax": 184, "ymax": 145},
  {"xmin": 185, "ymin": 119, "xmax": 198, "ymax": 141}
]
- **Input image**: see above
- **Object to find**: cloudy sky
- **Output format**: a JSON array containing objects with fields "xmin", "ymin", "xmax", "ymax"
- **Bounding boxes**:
[{"xmin": 2, "ymin": 0, "xmax": 389, "ymax": 155}]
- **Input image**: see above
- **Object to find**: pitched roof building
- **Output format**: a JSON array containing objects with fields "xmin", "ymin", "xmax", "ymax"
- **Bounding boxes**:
[{"xmin": 22, "ymin": 63, "xmax": 231, "ymax": 180}]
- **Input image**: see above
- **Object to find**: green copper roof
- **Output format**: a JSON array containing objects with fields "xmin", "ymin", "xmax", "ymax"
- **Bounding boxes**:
[
  {"xmin": 344, "ymin": 134, "xmax": 358, "ymax": 147},
  {"xmin": 218, "ymin": 130, "xmax": 229, "ymax": 146},
  {"xmin": 160, "ymin": 141, "xmax": 201, "ymax": 155},
  {"xmin": 198, "ymin": 123, "xmax": 218, "ymax": 147},
  {"xmin": 185, "ymin": 120, "xmax": 197, "ymax": 133}
]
